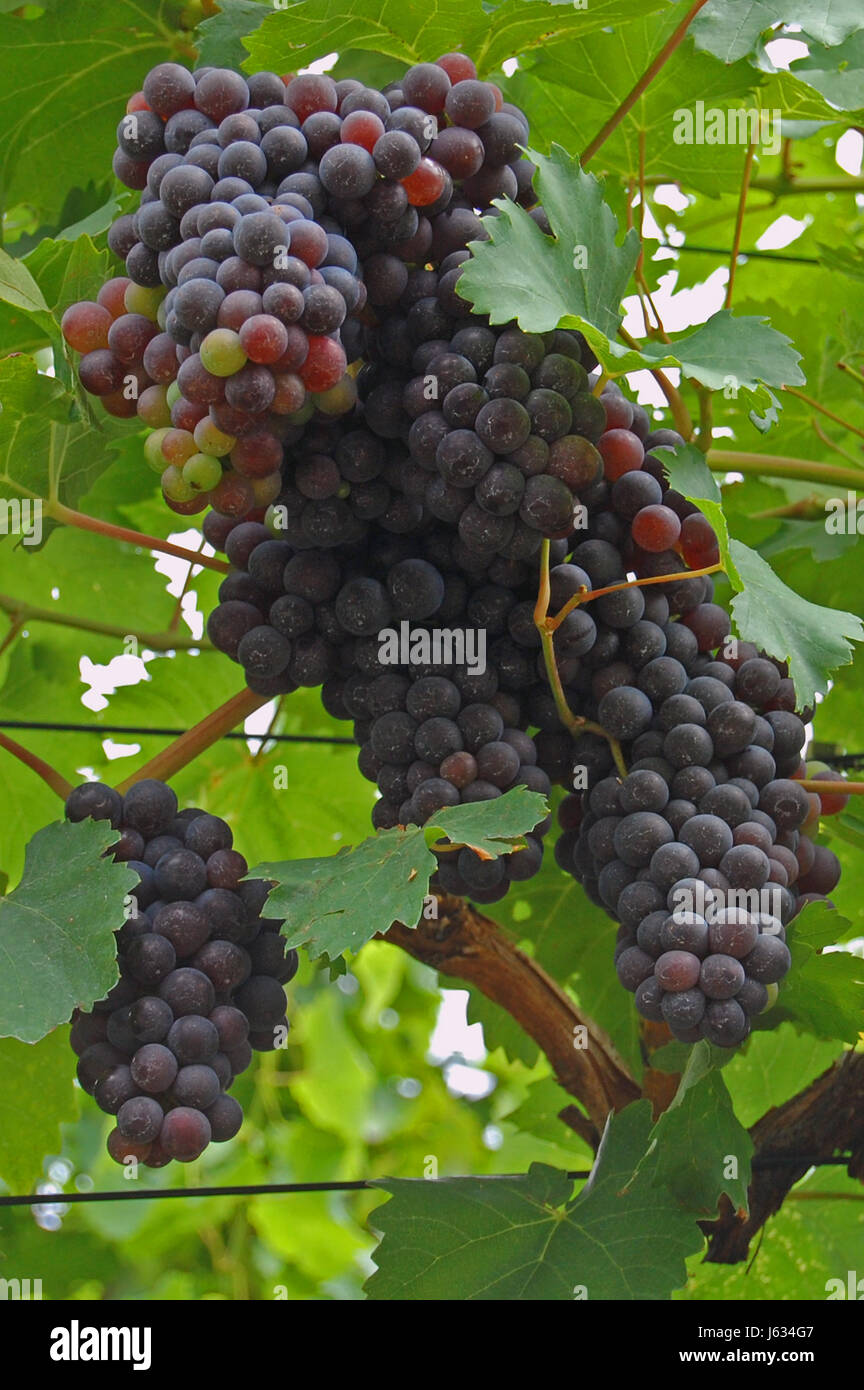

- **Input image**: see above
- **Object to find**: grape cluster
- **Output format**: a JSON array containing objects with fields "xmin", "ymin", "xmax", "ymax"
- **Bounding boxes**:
[
  {"xmin": 61, "ymin": 56, "xmax": 544, "ymax": 528},
  {"xmin": 66, "ymin": 778, "xmax": 296, "ymax": 1166},
  {"xmin": 549, "ymin": 397, "xmax": 841, "ymax": 1046},
  {"xmin": 57, "ymin": 55, "xmax": 846, "ymax": 1051}
]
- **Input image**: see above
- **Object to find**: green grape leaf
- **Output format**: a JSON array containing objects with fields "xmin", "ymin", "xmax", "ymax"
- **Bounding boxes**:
[
  {"xmin": 771, "ymin": 901, "xmax": 864, "ymax": 1043},
  {"xmin": 817, "ymin": 243, "xmax": 864, "ymax": 281},
  {"xmin": 466, "ymin": 986, "xmax": 540, "ymax": 1068},
  {"xmin": 722, "ymin": 1022, "xmax": 840, "ymax": 1128},
  {"xmin": 789, "ymin": 33, "xmax": 864, "ymax": 113},
  {"xmin": 365, "ymin": 1103, "xmax": 701, "ymax": 1300},
  {"xmin": 195, "ymin": 0, "xmax": 271, "ymax": 69},
  {"xmin": 459, "ymin": 144, "xmax": 639, "ymax": 343},
  {"xmin": 0, "ymin": 248, "xmax": 52, "ymax": 326},
  {"xmin": 691, "ymin": 0, "xmax": 862, "ymax": 63},
  {"xmin": 0, "ymin": 1, "xmax": 178, "ymax": 223},
  {"xmin": 647, "ymin": 1044, "xmax": 753, "ymax": 1216},
  {"xmin": 728, "ymin": 538, "xmax": 864, "ymax": 706},
  {"xmin": 0, "ymin": 819, "xmax": 133, "ymax": 1044},
  {"xmin": 241, "ymin": 0, "xmax": 666, "ymax": 79},
  {"xmin": 760, "ymin": 69, "xmax": 864, "ymax": 121},
  {"xmin": 251, "ymin": 787, "xmax": 548, "ymax": 961},
  {"xmin": 505, "ymin": 18, "xmax": 760, "ymax": 197},
  {"xmin": 0, "ymin": 355, "xmax": 127, "ymax": 528},
  {"xmin": 0, "ymin": 1029, "xmax": 78, "ymax": 1192},
  {"xmin": 458, "ymin": 147, "xmax": 803, "ymax": 415},
  {"xmin": 657, "ymin": 443, "xmax": 739, "ymax": 582}
]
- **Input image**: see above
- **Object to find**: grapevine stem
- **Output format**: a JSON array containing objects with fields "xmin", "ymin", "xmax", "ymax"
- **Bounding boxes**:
[
  {"xmin": 837, "ymin": 361, "xmax": 864, "ymax": 389},
  {"xmin": 617, "ymin": 326, "xmax": 694, "ymax": 437},
  {"xmin": 0, "ymin": 593, "xmax": 209, "ymax": 652},
  {"xmin": 706, "ymin": 450, "xmax": 864, "ymax": 490},
  {"xmin": 0, "ymin": 731, "xmax": 72, "ymax": 800},
  {"xmin": 725, "ymin": 142, "xmax": 756, "ymax": 310},
  {"xmin": 548, "ymin": 563, "xmax": 723, "ymax": 630},
  {"xmin": 581, "ymin": 0, "xmax": 711, "ymax": 165},
  {"xmin": 799, "ymin": 779, "xmax": 864, "ymax": 795},
  {"xmin": 782, "ymin": 385, "xmax": 864, "ymax": 443},
  {"xmin": 534, "ymin": 541, "xmax": 628, "ymax": 779},
  {"xmin": 810, "ymin": 419, "xmax": 863, "ymax": 468},
  {"xmin": 114, "ymin": 688, "xmax": 268, "ymax": 792},
  {"xmin": 49, "ymin": 502, "xmax": 230, "ymax": 574},
  {"xmin": 592, "ymin": 370, "xmax": 610, "ymax": 396}
]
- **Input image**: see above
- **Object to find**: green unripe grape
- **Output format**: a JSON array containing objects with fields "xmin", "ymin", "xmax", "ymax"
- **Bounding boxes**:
[
  {"xmin": 312, "ymin": 373, "xmax": 357, "ymax": 416},
  {"xmin": 265, "ymin": 501, "xmax": 289, "ymax": 536},
  {"xmin": 144, "ymin": 427, "xmax": 172, "ymax": 473},
  {"xmin": 157, "ymin": 299, "xmax": 168, "ymax": 330},
  {"xmin": 763, "ymin": 982, "xmax": 779, "ymax": 1011},
  {"xmin": 124, "ymin": 282, "xmax": 166, "ymax": 321},
  {"xmin": 250, "ymin": 471, "xmax": 282, "ymax": 506},
  {"xmin": 200, "ymin": 328, "xmax": 247, "ymax": 377},
  {"xmin": 161, "ymin": 464, "xmax": 196, "ymax": 502},
  {"xmin": 166, "ymin": 380, "xmax": 183, "ymax": 407},
  {"xmin": 137, "ymin": 383, "xmax": 171, "ymax": 429},
  {"xmin": 286, "ymin": 400, "xmax": 315, "ymax": 426},
  {"xmin": 182, "ymin": 451, "xmax": 223, "ymax": 493},
  {"xmin": 193, "ymin": 416, "xmax": 236, "ymax": 457}
]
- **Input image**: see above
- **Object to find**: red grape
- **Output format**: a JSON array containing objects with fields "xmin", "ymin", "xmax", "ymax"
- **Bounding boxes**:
[
  {"xmin": 631, "ymin": 503, "xmax": 682, "ymax": 553},
  {"xmin": 598, "ymin": 428, "xmax": 644, "ymax": 480},
  {"xmin": 61, "ymin": 301, "xmax": 112, "ymax": 353}
]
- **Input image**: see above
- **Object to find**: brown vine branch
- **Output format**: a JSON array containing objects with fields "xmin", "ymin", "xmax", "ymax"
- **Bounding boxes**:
[
  {"xmin": 0, "ymin": 730, "xmax": 73, "ymax": 800},
  {"xmin": 114, "ymin": 688, "xmax": 268, "ymax": 792},
  {"xmin": 581, "ymin": 0, "xmax": 711, "ymax": 165},
  {"xmin": 384, "ymin": 896, "xmax": 641, "ymax": 1142},
  {"xmin": 704, "ymin": 1051, "xmax": 864, "ymax": 1262},
  {"xmin": 0, "ymin": 593, "xmax": 210, "ymax": 653},
  {"xmin": 49, "ymin": 502, "xmax": 231, "ymax": 575}
]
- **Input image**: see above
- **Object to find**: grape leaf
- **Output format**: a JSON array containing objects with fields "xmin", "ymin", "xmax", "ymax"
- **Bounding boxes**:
[
  {"xmin": 459, "ymin": 144, "xmax": 639, "ymax": 342},
  {"xmin": 658, "ymin": 442, "xmax": 739, "ymax": 582},
  {"xmin": 722, "ymin": 1022, "xmax": 840, "ymax": 1128},
  {"xmin": 728, "ymin": 538, "xmax": 864, "ymax": 706},
  {"xmin": 241, "ymin": 0, "xmax": 667, "ymax": 80},
  {"xmin": 458, "ymin": 146, "xmax": 803, "ymax": 415},
  {"xmin": 646, "ymin": 1044, "xmax": 753, "ymax": 1216},
  {"xmin": 251, "ymin": 787, "xmax": 548, "ymax": 961},
  {"xmin": 0, "ymin": 248, "xmax": 52, "ymax": 327},
  {"xmin": 0, "ymin": 355, "xmax": 128, "ymax": 528},
  {"xmin": 0, "ymin": 1029, "xmax": 78, "ymax": 1192},
  {"xmin": 691, "ymin": 0, "xmax": 863, "ymax": 63},
  {"xmin": 505, "ymin": 18, "xmax": 760, "ymax": 196},
  {"xmin": 0, "ymin": 819, "xmax": 133, "ymax": 1044},
  {"xmin": 365, "ymin": 1103, "xmax": 702, "ymax": 1300},
  {"xmin": 771, "ymin": 901, "xmax": 864, "ymax": 1043},
  {"xmin": 789, "ymin": 33, "xmax": 864, "ymax": 112},
  {"xmin": 0, "ymin": 1, "xmax": 179, "ymax": 223},
  {"xmin": 760, "ymin": 69, "xmax": 864, "ymax": 122},
  {"xmin": 195, "ymin": 0, "xmax": 271, "ymax": 69}
]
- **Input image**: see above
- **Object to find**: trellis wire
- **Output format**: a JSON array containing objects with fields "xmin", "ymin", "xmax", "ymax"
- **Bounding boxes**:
[
  {"xmin": 0, "ymin": 1157, "xmax": 854, "ymax": 1208},
  {"xmin": 0, "ymin": 720, "xmax": 353, "ymax": 745}
]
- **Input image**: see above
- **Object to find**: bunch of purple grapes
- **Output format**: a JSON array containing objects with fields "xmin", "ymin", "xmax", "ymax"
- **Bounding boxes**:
[
  {"xmin": 55, "ymin": 52, "xmax": 845, "ymax": 1053},
  {"xmin": 66, "ymin": 778, "xmax": 296, "ymax": 1167}
]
